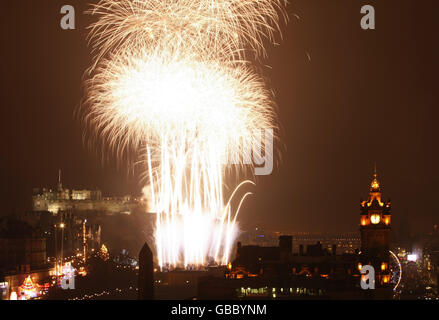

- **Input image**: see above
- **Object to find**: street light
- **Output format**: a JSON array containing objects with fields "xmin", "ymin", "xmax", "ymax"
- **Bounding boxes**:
[
  {"xmin": 60, "ymin": 222, "xmax": 65, "ymax": 269},
  {"xmin": 54, "ymin": 224, "xmax": 58, "ymax": 275}
]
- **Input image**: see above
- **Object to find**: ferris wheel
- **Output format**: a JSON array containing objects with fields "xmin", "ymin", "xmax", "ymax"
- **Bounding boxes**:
[{"xmin": 389, "ymin": 250, "xmax": 402, "ymax": 291}]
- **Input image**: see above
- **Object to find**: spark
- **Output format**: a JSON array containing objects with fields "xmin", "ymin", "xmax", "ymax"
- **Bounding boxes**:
[{"xmin": 87, "ymin": 0, "xmax": 288, "ymax": 66}]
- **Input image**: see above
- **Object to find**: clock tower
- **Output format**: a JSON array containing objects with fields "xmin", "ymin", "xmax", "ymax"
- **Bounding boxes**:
[{"xmin": 359, "ymin": 165, "xmax": 392, "ymax": 286}]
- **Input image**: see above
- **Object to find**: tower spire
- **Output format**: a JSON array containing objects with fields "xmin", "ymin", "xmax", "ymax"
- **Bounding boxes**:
[
  {"xmin": 370, "ymin": 163, "xmax": 380, "ymax": 192},
  {"xmin": 57, "ymin": 169, "xmax": 63, "ymax": 192}
]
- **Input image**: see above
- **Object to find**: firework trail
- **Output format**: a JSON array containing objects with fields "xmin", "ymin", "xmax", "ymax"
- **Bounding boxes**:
[
  {"xmin": 87, "ymin": 0, "xmax": 287, "ymax": 66},
  {"xmin": 84, "ymin": 0, "xmax": 287, "ymax": 269}
]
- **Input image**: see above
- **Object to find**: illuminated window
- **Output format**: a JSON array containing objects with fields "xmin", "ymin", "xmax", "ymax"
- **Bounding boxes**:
[{"xmin": 361, "ymin": 217, "xmax": 367, "ymax": 226}]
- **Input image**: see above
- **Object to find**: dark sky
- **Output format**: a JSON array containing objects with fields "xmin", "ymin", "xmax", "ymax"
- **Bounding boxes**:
[{"xmin": 1, "ymin": 1, "xmax": 438, "ymax": 234}]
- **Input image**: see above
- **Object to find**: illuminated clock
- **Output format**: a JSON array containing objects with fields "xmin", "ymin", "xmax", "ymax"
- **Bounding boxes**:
[{"xmin": 370, "ymin": 214, "xmax": 380, "ymax": 224}]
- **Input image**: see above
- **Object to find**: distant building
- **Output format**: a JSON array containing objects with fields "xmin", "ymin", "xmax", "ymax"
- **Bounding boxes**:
[
  {"xmin": 32, "ymin": 171, "xmax": 145, "ymax": 215},
  {"xmin": 292, "ymin": 232, "xmax": 360, "ymax": 255}
]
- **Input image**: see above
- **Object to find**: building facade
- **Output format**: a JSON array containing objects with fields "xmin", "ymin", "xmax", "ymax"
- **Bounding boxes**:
[{"xmin": 32, "ymin": 172, "xmax": 144, "ymax": 215}]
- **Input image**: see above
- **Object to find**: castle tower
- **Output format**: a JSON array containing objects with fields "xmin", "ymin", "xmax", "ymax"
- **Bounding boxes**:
[
  {"xmin": 57, "ymin": 169, "xmax": 70, "ymax": 200},
  {"xmin": 57, "ymin": 169, "xmax": 63, "ymax": 192},
  {"xmin": 359, "ymin": 165, "xmax": 392, "ymax": 286}
]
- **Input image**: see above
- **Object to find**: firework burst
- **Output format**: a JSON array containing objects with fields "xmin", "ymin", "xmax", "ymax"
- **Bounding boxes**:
[{"xmin": 84, "ymin": 0, "xmax": 287, "ymax": 269}]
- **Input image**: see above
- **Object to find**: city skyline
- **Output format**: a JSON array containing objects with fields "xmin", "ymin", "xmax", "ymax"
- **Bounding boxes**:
[{"xmin": 25, "ymin": 163, "xmax": 434, "ymax": 237}]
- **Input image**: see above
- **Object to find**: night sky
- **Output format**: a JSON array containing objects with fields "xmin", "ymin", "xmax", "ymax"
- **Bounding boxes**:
[{"xmin": 1, "ymin": 0, "xmax": 438, "ymax": 233}]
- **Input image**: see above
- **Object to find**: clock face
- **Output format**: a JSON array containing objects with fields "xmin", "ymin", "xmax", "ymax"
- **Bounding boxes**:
[{"xmin": 371, "ymin": 214, "xmax": 381, "ymax": 224}]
